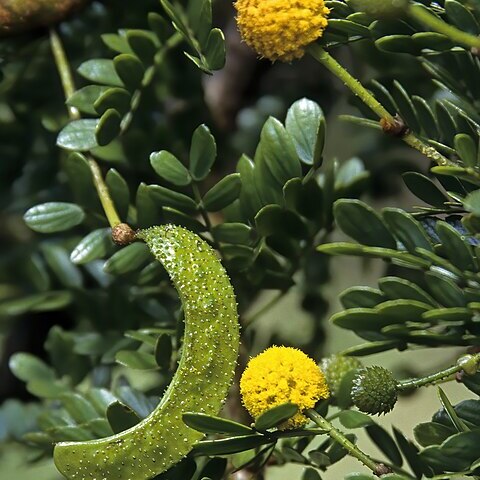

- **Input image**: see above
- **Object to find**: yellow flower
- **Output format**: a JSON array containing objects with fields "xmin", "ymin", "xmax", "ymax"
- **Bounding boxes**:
[
  {"xmin": 234, "ymin": 0, "xmax": 330, "ymax": 62},
  {"xmin": 240, "ymin": 346, "xmax": 330, "ymax": 429}
]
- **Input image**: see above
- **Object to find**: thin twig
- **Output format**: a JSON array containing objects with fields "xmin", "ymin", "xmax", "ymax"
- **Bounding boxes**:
[
  {"xmin": 307, "ymin": 44, "xmax": 453, "ymax": 167},
  {"xmin": 50, "ymin": 27, "xmax": 122, "ymax": 228}
]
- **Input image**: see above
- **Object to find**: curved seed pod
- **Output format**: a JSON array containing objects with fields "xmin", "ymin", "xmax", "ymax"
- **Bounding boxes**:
[
  {"xmin": 54, "ymin": 224, "xmax": 240, "ymax": 480},
  {"xmin": 0, "ymin": 0, "xmax": 89, "ymax": 36}
]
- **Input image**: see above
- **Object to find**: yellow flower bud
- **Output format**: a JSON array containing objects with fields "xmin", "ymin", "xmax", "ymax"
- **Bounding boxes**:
[
  {"xmin": 234, "ymin": 0, "xmax": 330, "ymax": 62},
  {"xmin": 240, "ymin": 346, "xmax": 330, "ymax": 429}
]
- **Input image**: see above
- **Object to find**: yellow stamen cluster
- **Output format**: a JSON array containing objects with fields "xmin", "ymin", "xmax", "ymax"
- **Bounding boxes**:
[
  {"xmin": 240, "ymin": 346, "xmax": 330, "ymax": 429},
  {"xmin": 234, "ymin": 0, "xmax": 330, "ymax": 62}
]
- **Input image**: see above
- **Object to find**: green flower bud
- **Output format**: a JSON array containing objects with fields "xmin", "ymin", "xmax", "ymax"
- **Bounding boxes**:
[
  {"xmin": 320, "ymin": 354, "xmax": 363, "ymax": 397},
  {"xmin": 351, "ymin": 366, "xmax": 398, "ymax": 415},
  {"xmin": 349, "ymin": 0, "xmax": 408, "ymax": 18}
]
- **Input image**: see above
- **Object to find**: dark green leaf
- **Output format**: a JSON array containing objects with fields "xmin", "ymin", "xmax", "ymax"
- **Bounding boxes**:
[
  {"xmin": 148, "ymin": 185, "xmax": 197, "ymax": 213},
  {"xmin": 102, "ymin": 34, "xmax": 133, "ymax": 54},
  {"xmin": 438, "ymin": 387, "xmax": 469, "ymax": 432},
  {"xmin": 203, "ymin": 173, "xmax": 242, "ymax": 211},
  {"xmin": 187, "ymin": 0, "xmax": 212, "ymax": 45},
  {"xmin": 57, "ymin": 119, "xmax": 99, "ymax": 151},
  {"xmin": 285, "ymin": 98, "xmax": 325, "ymax": 166},
  {"xmin": 331, "ymin": 308, "xmax": 399, "ymax": 330},
  {"xmin": 338, "ymin": 411, "xmax": 374, "ymax": 429},
  {"xmin": 204, "ymin": 29, "xmax": 226, "ymax": 71},
  {"xmin": 71, "ymin": 229, "xmax": 114, "ymax": 264},
  {"xmin": 237, "ymin": 154, "xmax": 263, "ymax": 218},
  {"xmin": 341, "ymin": 339, "xmax": 406, "ymax": 356},
  {"xmin": 425, "ymin": 271, "xmax": 467, "ymax": 307},
  {"xmin": 392, "ymin": 427, "xmax": 427, "ymax": 478},
  {"xmin": 183, "ymin": 413, "xmax": 253, "ymax": 435},
  {"xmin": 254, "ymin": 403, "xmax": 299, "ymax": 431},
  {"xmin": 366, "ymin": 424, "xmax": 403, "ymax": 466},
  {"xmin": 376, "ymin": 35, "xmax": 420, "ymax": 55},
  {"xmin": 107, "ymin": 401, "xmax": 141, "ymax": 434},
  {"xmin": 24, "ymin": 202, "xmax": 85, "ymax": 233},
  {"xmin": 78, "ymin": 59, "xmax": 124, "ymax": 87},
  {"xmin": 96, "ymin": 109, "xmax": 122, "ymax": 146},
  {"xmin": 445, "ymin": 0, "xmax": 480, "ymax": 35},
  {"xmin": 9, "ymin": 353, "xmax": 55, "ymax": 383},
  {"xmin": 436, "ymin": 221, "xmax": 476, "ymax": 271},
  {"xmin": 150, "ymin": 151, "xmax": 191, "ymax": 186},
  {"xmin": 340, "ymin": 287, "xmax": 385, "ymax": 309},
  {"xmin": 402, "ymin": 172, "xmax": 447, "ymax": 208},
  {"xmin": 302, "ymin": 468, "xmax": 322, "ymax": 480},
  {"xmin": 126, "ymin": 30, "xmax": 159, "ymax": 63},
  {"xmin": 115, "ymin": 350, "xmax": 157, "ymax": 370},
  {"xmin": 189, "ymin": 125, "xmax": 216, "ymax": 181},
  {"xmin": 61, "ymin": 393, "xmax": 98, "ymax": 423},
  {"xmin": 379, "ymin": 277, "xmax": 437, "ymax": 305},
  {"xmin": 258, "ymin": 117, "xmax": 301, "ymax": 185},
  {"xmin": 163, "ymin": 207, "xmax": 207, "ymax": 233},
  {"xmin": 256, "ymin": 204, "xmax": 308, "ymax": 239},
  {"xmin": 318, "ymin": 243, "xmax": 430, "ymax": 268},
  {"xmin": 0, "ymin": 291, "xmax": 72, "ymax": 316},
  {"xmin": 335, "ymin": 199, "xmax": 396, "ymax": 248},
  {"xmin": 454, "ymin": 133, "xmax": 477, "ymax": 167},
  {"xmin": 383, "ymin": 208, "xmax": 432, "ymax": 252},
  {"xmin": 414, "ymin": 422, "xmax": 455, "ymax": 447},
  {"xmin": 42, "ymin": 244, "xmax": 83, "ymax": 288},
  {"xmin": 193, "ymin": 435, "xmax": 274, "ymax": 455},
  {"xmin": 67, "ymin": 85, "xmax": 109, "ymax": 115},
  {"xmin": 211, "ymin": 223, "xmax": 252, "ymax": 245},
  {"xmin": 94, "ymin": 88, "xmax": 131, "ymax": 116},
  {"xmin": 114, "ymin": 54, "xmax": 145, "ymax": 90},
  {"xmin": 104, "ymin": 243, "xmax": 151, "ymax": 275},
  {"xmin": 154, "ymin": 334, "xmax": 172, "ymax": 370},
  {"xmin": 464, "ymin": 190, "xmax": 480, "ymax": 216},
  {"xmin": 198, "ymin": 457, "xmax": 227, "ymax": 480}
]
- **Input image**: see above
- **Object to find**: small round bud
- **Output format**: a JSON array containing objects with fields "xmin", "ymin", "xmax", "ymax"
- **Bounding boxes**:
[
  {"xmin": 112, "ymin": 223, "xmax": 136, "ymax": 246},
  {"xmin": 380, "ymin": 115, "xmax": 409, "ymax": 138},
  {"xmin": 320, "ymin": 354, "xmax": 363, "ymax": 397},
  {"xmin": 350, "ymin": 0, "xmax": 408, "ymax": 18},
  {"xmin": 351, "ymin": 366, "xmax": 398, "ymax": 415},
  {"xmin": 457, "ymin": 354, "xmax": 480, "ymax": 376},
  {"xmin": 375, "ymin": 463, "xmax": 393, "ymax": 476}
]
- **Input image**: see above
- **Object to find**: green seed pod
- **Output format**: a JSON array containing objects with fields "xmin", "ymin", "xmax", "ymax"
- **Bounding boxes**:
[
  {"xmin": 54, "ymin": 225, "xmax": 240, "ymax": 480},
  {"xmin": 0, "ymin": 0, "xmax": 89, "ymax": 36},
  {"xmin": 320, "ymin": 354, "xmax": 363, "ymax": 397},
  {"xmin": 349, "ymin": 0, "xmax": 408, "ymax": 18},
  {"xmin": 351, "ymin": 366, "xmax": 398, "ymax": 415}
]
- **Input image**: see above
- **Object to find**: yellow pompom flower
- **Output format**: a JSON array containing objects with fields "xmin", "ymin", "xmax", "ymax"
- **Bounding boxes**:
[
  {"xmin": 240, "ymin": 346, "xmax": 330, "ymax": 429},
  {"xmin": 234, "ymin": 0, "xmax": 330, "ymax": 62}
]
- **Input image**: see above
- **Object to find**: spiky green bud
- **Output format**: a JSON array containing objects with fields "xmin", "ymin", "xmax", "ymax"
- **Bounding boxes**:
[
  {"xmin": 351, "ymin": 366, "xmax": 398, "ymax": 415},
  {"xmin": 320, "ymin": 354, "xmax": 363, "ymax": 397}
]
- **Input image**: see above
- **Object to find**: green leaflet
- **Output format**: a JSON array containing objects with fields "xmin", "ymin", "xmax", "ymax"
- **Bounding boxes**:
[{"xmin": 53, "ymin": 224, "xmax": 240, "ymax": 479}]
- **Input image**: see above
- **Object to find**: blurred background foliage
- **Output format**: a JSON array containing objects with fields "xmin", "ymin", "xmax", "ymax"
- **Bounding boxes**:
[{"xmin": 3, "ymin": 0, "xmax": 480, "ymax": 479}]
